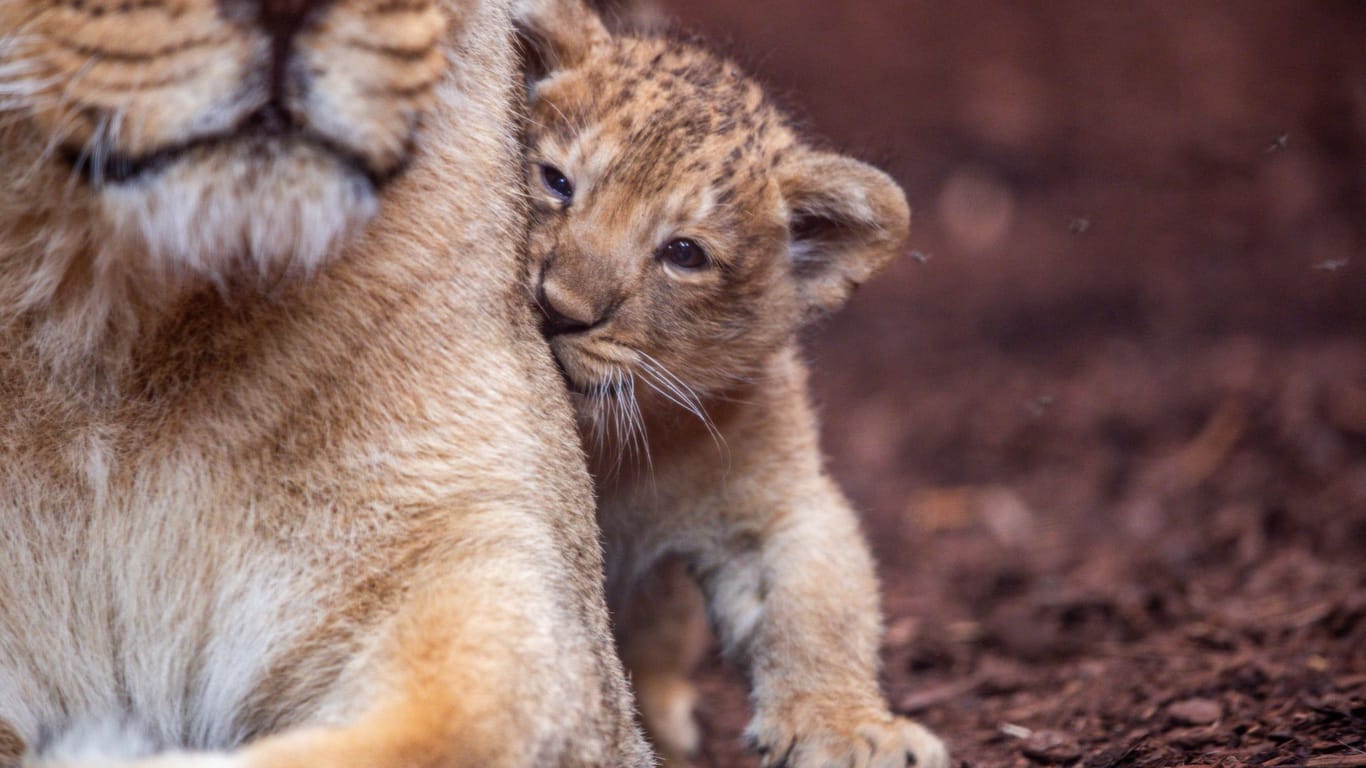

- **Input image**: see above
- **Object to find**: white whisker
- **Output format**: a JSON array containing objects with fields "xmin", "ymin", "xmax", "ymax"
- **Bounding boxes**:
[
  {"xmin": 621, "ymin": 374, "xmax": 654, "ymax": 483},
  {"xmin": 65, "ymin": 111, "xmax": 108, "ymax": 191},
  {"xmin": 635, "ymin": 351, "xmax": 728, "ymax": 459},
  {"xmin": 572, "ymin": 364, "xmax": 657, "ymax": 489},
  {"xmin": 607, "ymin": 370, "xmax": 629, "ymax": 479}
]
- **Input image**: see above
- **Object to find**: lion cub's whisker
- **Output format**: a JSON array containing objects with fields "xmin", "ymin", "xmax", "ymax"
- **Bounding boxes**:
[{"xmin": 634, "ymin": 353, "xmax": 727, "ymax": 457}]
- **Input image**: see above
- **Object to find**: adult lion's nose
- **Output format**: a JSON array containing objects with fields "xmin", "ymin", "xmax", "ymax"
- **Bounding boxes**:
[
  {"xmin": 259, "ymin": 0, "xmax": 319, "ymax": 18},
  {"xmin": 218, "ymin": 0, "xmax": 333, "ymax": 50},
  {"xmin": 218, "ymin": 0, "xmax": 335, "ymax": 116}
]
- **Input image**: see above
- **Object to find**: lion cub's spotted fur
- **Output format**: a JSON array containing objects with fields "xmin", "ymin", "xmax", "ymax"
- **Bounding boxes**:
[
  {"xmin": 0, "ymin": 1, "xmax": 649, "ymax": 766},
  {"xmin": 514, "ymin": 3, "xmax": 950, "ymax": 767}
]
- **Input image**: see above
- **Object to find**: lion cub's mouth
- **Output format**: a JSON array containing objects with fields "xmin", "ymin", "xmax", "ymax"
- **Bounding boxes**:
[
  {"xmin": 545, "ymin": 341, "xmax": 629, "ymax": 400},
  {"xmin": 551, "ymin": 353, "xmax": 626, "ymax": 399}
]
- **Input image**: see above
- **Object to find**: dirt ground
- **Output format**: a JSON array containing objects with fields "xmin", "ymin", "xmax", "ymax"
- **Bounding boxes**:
[{"xmin": 641, "ymin": 2, "xmax": 1366, "ymax": 766}]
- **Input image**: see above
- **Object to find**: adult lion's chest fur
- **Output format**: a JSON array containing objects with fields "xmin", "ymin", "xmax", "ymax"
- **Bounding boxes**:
[{"xmin": 0, "ymin": 289, "xmax": 443, "ymax": 749}]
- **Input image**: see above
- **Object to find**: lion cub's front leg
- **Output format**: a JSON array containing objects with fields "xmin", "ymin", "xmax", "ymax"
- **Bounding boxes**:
[
  {"xmin": 617, "ymin": 440, "xmax": 947, "ymax": 768},
  {"xmin": 693, "ymin": 484, "xmax": 948, "ymax": 768},
  {"xmin": 621, "ymin": 486, "xmax": 947, "ymax": 768}
]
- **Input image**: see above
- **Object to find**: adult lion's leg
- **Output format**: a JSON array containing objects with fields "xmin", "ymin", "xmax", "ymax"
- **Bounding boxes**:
[
  {"xmin": 32, "ymin": 520, "xmax": 652, "ymax": 768},
  {"xmin": 240, "ymin": 515, "xmax": 652, "ymax": 768}
]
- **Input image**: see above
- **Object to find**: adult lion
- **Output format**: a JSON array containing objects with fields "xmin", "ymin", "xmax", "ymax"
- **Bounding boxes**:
[{"xmin": 0, "ymin": 1, "xmax": 649, "ymax": 766}]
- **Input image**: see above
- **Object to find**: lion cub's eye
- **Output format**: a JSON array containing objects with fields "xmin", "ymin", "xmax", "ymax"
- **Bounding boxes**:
[
  {"xmin": 659, "ymin": 238, "xmax": 709, "ymax": 271},
  {"xmin": 540, "ymin": 164, "xmax": 574, "ymax": 202}
]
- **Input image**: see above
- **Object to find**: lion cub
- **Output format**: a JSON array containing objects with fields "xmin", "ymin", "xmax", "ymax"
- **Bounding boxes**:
[{"xmin": 514, "ymin": 3, "xmax": 950, "ymax": 767}]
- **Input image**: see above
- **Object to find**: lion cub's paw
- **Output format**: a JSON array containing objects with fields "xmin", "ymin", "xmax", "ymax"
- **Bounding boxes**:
[
  {"xmin": 633, "ymin": 673, "xmax": 702, "ymax": 765},
  {"xmin": 749, "ymin": 708, "xmax": 948, "ymax": 768}
]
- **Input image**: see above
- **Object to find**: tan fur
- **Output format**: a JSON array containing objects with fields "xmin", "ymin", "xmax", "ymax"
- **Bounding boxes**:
[
  {"xmin": 0, "ymin": 1, "xmax": 650, "ymax": 766},
  {"xmin": 514, "ymin": 5, "xmax": 950, "ymax": 766}
]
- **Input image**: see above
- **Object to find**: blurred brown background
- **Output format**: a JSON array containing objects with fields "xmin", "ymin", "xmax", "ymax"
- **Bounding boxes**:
[{"xmin": 620, "ymin": 2, "xmax": 1366, "ymax": 766}]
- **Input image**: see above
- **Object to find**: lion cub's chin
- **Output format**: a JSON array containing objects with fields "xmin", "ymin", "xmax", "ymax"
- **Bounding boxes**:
[{"xmin": 96, "ymin": 140, "xmax": 378, "ymax": 284}]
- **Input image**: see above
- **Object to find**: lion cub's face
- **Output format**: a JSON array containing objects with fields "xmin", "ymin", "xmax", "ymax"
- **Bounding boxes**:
[
  {"xmin": 0, "ymin": 0, "xmax": 448, "ymax": 273},
  {"xmin": 522, "ymin": 34, "xmax": 910, "ymax": 428}
]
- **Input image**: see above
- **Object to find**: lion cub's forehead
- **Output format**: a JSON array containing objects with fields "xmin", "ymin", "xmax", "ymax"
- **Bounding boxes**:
[{"xmin": 535, "ymin": 37, "xmax": 796, "ymax": 221}]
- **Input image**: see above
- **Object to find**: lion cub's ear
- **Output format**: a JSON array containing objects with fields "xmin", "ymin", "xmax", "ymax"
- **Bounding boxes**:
[
  {"xmin": 778, "ymin": 150, "xmax": 910, "ymax": 316},
  {"xmin": 513, "ymin": 0, "xmax": 611, "ymax": 80}
]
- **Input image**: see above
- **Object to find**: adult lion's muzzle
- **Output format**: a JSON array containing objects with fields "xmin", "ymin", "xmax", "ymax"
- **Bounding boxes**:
[{"xmin": 0, "ymin": 0, "xmax": 447, "ymax": 273}]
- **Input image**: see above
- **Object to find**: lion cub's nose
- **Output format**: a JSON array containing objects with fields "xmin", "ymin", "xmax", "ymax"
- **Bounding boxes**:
[{"xmin": 537, "ymin": 277, "xmax": 606, "ymax": 337}]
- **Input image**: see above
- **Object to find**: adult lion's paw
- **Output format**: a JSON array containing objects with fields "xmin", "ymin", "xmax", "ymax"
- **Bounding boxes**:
[{"xmin": 749, "ymin": 709, "xmax": 949, "ymax": 768}]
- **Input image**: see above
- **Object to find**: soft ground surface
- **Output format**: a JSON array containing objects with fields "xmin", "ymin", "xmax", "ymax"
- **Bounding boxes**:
[{"xmin": 644, "ymin": 2, "xmax": 1366, "ymax": 766}]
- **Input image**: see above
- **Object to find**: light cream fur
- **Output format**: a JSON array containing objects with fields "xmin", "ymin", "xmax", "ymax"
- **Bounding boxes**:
[
  {"xmin": 0, "ymin": 1, "xmax": 650, "ymax": 766},
  {"xmin": 513, "ymin": 3, "xmax": 950, "ymax": 766}
]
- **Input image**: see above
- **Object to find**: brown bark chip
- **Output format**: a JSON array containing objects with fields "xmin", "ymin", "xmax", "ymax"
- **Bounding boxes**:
[
  {"xmin": 1020, "ymin": 731, "xmax": 1083, "ymax": 764},
  {"xmin": 1168, "ymin": 699, "xmax": 1223, "ymax": 726}
]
